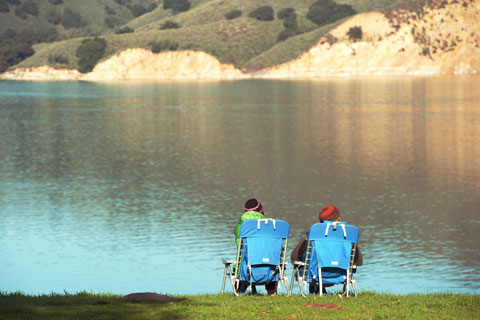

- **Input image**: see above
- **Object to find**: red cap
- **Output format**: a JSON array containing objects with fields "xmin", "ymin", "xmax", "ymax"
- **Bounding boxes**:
[{"xmin": 319, "ymin": 205, "xmax": 340, "ymax": 222}]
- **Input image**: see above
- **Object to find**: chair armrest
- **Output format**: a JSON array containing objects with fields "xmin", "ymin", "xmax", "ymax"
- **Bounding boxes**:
[
  {"xmin": 293, "ymin": 261, "xmax": 305, "ymax": 267},
  {"xmin": 222, "ymin": 257, "xmax": 235, "ymax": 265}
]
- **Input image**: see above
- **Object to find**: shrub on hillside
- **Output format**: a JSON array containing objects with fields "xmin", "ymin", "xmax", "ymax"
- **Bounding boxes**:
[
  {"xmin": 163, "ymin": 0, "xmax": 190, "ymax": 13},
  {"xmin": 105, "ymin": 16, "xmax": 123, "ymax": 28},
  {"xmin": 62, "ymin": 8, "xmax": 86, "ymax": 29},
  {"xmin": 325, "ymin": 33, "xmax": 337, "ymax": 45},
  {"xmin": 277, "ymin": 7, "xmax": 295, "ymax": 19},
  {"xmin": 0, "ymin": 28, "xmax": 16, "ymax": 43},
  {"xmin": 115, "ymin": 26, "xmax": 134, "ymax": 34},
  {"xmin": 0, "ymin": 42, "xmax": 34, "ymax": 72},
  {"xmin": 146, "ymin": 3, "xmax": 157, "ymax": 12},
  {"xmin": 249, "ymin": 6, "xmax": 274, "ymax": 21},
  {"xmin": 0, "ymin": 1, "xmax": 9, "ymax": 13},
  {"xmin": 0, "ymin": 29, "xmax": 37, "ymax": 73},
  {"xmin": 225, "ymin": 9, "xmax": 242, "ymax": 20},
  {"xmin": 277, "ymin": 28, "xmax": 298, "ymax": 42},
  {"xmin": 282, "ymin": 15, "xmax": 298, "ymax": 29},
  {"xmin": 36, "ymin": 27, "xmax": 59, "ymax": 43},
  {"xmin": 347, "ymin": 26, "xmax": 362, "ymax": 41},
  {"xmin": 150, "ymin": 40, "xmax": 178, "ymax": 53},
  {"xmin": 48, "ymin": 54, "xmax": 69, "ymax": 65},
  {"xmin": 105, "ymin": 5, "xmax": 115, "ymax": 15},
  {"xmin": 149, "ymin": 40, "xmax": 179, "ymax": 53},
  {"xmin": 160, "ymin": 20, "xmax": 180, "ymax": 30},
  {"xmin": 48, "ymin": 0, "xmax": 63, "ymax": 5},
  {"xmin": 46, "ymin": 9, "xmax": 62, "ymax": 25},
  {"xmin": 14, "ymin": 1, "xmax": 39, "ymax": 19},
  {"xmin": 6, "ymin": 0, "xmax": 20, "ymax": 5},
  {"xmin": 276, "ymin": 7, "xmax": 299, "ymax": 42},
  {"xmin": 128, "ymin": 4, "xmax": 147, "ymax": 17},
  {"xmin": 19, "ymin": 1, "xmax": 39, "ymax": 16},
  {"xmin": 307, "ymin": 0, "xmax": 356, "ymax": 26},
  {"xmin": 14, "ymin": 7, "xmax": 28, "ymax": 19},
  {"xmin": 75, "ymin": 37, "xmax": 106, "ymax": 73}
]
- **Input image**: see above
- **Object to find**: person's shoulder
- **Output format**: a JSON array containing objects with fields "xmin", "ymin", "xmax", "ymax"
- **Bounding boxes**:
[{"xmin": 241, "ymin": 210, "xmax": 264, "ymax": 221}]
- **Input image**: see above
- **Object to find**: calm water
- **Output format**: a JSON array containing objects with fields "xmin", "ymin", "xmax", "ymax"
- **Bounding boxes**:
[{"xmin": 0, "ymin": 77, "xmax": 479, "ymax": 295}]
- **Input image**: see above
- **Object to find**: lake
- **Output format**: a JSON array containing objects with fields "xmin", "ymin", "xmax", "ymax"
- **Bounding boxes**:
[{"xmin": 0, "ymin": 77, "xmax": 479, "ymax": 295}]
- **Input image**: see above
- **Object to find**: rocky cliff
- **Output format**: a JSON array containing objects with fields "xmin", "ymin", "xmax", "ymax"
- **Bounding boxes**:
[
  {"xmin": 1, "ymin": 0, "xmax": 479, "ymax": 81},
  {"xmin": 256, "ymin": 0, "xmax": 480, "ymax": 78},
  {"xmin": 0, "ymin": 49, "xmax": 249, "ymax": 81}
]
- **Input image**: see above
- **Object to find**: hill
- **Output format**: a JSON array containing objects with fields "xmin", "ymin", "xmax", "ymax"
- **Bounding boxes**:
[{"xmin": 0, "ymin": 0, "xmax": 479, "ymax": 79}]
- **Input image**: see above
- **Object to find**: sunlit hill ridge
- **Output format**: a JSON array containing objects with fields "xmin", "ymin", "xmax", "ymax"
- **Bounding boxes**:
[{"xmin": 0, "ymin": 0, "xmax": 479, "ymax": 80}]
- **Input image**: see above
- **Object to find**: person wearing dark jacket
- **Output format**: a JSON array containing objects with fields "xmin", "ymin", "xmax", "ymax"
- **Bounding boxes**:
[{"xmin": 290, "ymin": 205, "xmax": 363, "ymax": 294}]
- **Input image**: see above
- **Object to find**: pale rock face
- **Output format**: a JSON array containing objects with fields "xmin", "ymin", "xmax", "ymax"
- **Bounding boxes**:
[
  {"xmin": 1, "ymin": 0, "xmax": 479, "ymax": 81},
  {"xmin": 0, "ymin": 66, "xmax": 82, "ymax": 81},
  {"xmin": 256, "ymin": 0, "xmax": 480, "ymax": 78},
  {"xmin": 82, "ymin": 49, "xmax": 250, "ymax": 80},
  {"xmin": 0, "ymin": 50, "xmax": 250, "ymax": 81}
]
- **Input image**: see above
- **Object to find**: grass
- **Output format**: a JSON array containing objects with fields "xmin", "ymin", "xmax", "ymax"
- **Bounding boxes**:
[{"xmin": 0, "ymin": 291, "xmax": 478, "ymax": 320}]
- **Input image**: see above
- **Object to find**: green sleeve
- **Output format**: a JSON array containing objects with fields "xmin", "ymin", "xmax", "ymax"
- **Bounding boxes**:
[{"xmin": 233, "ymin": 211, "xmax": 265, "ymax": 246}]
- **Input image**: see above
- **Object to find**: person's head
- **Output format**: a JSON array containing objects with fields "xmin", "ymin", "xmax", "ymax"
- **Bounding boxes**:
[
  {"xmin": 244, "ymin": 198, "xmax": 264, "ymax": 214},
  {"xmin": 319, "ymin": 205, "xmax": 341, "ymax": 222}
]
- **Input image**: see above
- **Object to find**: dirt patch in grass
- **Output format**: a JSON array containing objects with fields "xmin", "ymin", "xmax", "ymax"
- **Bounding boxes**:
[{"xmin": 122, "ymin": 292, "xmax": 179, "ymax": 302}]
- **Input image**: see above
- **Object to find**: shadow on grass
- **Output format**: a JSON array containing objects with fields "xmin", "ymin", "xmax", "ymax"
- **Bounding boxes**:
[{"xmin": 0, "ymin": 292, "xmax": 186, "ymax": 320}]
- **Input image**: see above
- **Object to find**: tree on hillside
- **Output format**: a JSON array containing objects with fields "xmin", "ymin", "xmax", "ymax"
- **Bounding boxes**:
[
  {"xmin": 225, "ymin": 9, "xmax": 242, "ymax": 20},
  {"xmin": 48, "ymin": 0, "xmax": 63, "ymax": 4},
  {"xmin": 76, "ymin": 37, "xmax": 106, "ymax": 73},
  {"xmin": 149, "ymin": 40, "xmax": 178, "ymax": 53},
  {"xmin": 277, "ymin": 7, "xmax": 295, "ymax": 19},
  {"xmin": 0, "ymin": 29, "xmax": 38, "ymax": 73},
  {"xmin": 307, "ymin": 0, "xmax": 356, "ymax": 26},
  {"xmin": 160, "ymin": 20, "xmax": 180, "ymax": 29},
  {"xmin": 62, "ymin": 8, "xmax": 87, "ymax": 29},
  {"xmin": 276, "ymin": 7, "xmax": 299, "ymax": 42},
  {"xmin": 14, "ymin": 1, "xmax": 39, "ymax": 19},
  {"xmin": 115, "ymin": 26, "xmax": 134, "ymax": 34},
  {"xmin": 347, "ymin": 26, "xmax": 362, "ymax": 41},
  {"xmin": 249, "ymin": 6, "xmax": 274, "ymax": 21}
]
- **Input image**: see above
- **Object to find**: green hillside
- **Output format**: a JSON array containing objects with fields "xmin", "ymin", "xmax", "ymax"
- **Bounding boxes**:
[{"xmin": 0, "ymin": 0, "xmax": 420, "ymax": 73}]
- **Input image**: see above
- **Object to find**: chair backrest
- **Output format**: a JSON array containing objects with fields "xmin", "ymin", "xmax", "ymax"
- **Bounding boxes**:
[
  {"xmin": 237, "ymin": 219, "xmax": 289, "ymax": 284},
  {"xmin": 305, "ymin": 221, "xmax": 358, "ymax": 284}
]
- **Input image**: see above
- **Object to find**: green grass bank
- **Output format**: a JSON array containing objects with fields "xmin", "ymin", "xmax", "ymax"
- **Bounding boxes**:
[{"xmin": 0, "ymin": 291, "xmax": 478, "ymax": 320}]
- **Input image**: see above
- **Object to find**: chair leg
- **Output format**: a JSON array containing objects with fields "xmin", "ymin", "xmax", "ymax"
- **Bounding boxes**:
[
  {"xmin": 221, "ymin": 264, "xmax": 229, "ymax": 294},
  {"xmin": 284, "ymin": 276, "xmax": 290, "ymax": 296},
  {"xmin": 318, "ymin": 268, "xmax": 323, "ymax": 296},
  {"xmin": 233, "ymin": 280, "xmax": 240, "ymax": 297},
  {"xmin": 289, "ymin": 270, "xmax": 295, "ymax": 295}
]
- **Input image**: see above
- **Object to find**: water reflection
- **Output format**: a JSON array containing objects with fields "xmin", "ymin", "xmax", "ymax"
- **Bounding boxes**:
[{"xmin": 0, "ymin": 78, "xmax": 479, "ymax": 295}]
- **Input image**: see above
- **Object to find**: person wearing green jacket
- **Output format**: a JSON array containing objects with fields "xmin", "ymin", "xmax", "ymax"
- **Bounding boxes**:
[
  {"xmin": 233, "ymin": 198, "xmax": 277, "ymax": 295},
  {"xmin": 233, "ymin": 198, "xmax": 265, "ymax": 247}
]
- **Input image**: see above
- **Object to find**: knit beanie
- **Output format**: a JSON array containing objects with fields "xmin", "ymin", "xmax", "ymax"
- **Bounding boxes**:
[
  {"xmin": 319, "ymin": 205, "xmax": 341, "ymax": 222},
  {"xmin": 244, "ymin": 198, "xmax": 263, "ymax": 214}
]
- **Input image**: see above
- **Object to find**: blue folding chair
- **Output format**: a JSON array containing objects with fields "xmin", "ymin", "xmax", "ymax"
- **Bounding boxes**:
[
  {"xmin": 221, "ymin": 219, "xmax": 290, "ymax": 295},
  {"xmin": 290, "ymin": 221, "xmax": 359, "ymax": 297}
]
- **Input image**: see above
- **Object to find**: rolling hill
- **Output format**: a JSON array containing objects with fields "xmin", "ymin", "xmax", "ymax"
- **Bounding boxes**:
[{"xmin": 0, "ymin": 0, "xmax": 479, "ymax": 79}]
